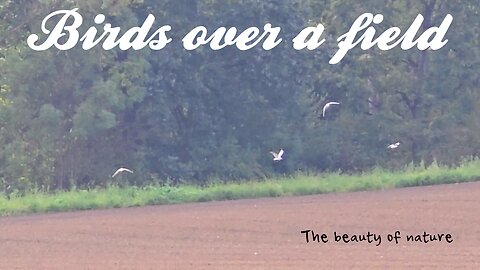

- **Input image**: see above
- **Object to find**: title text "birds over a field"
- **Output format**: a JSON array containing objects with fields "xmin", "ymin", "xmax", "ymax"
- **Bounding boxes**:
[{"xmin": 27, "ymin": 9, "xmax": 453, "ymax": 64}]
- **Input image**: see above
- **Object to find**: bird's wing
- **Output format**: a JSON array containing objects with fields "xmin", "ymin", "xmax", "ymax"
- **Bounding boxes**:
[
  {"xmin": 112, "ymin": 170, "xmax": 120, "ymax": 178},
  {"xmin": 270, "ymin": 152, "xmax": 278, "ymax": 158},
  {"xmin": 326, "ymin": 101, "xmax": 340, "ymax": 107},
  {"xmin": 112, "ymin": 168, "xmax": 133, "ymax": 177},
  {"xmin": 322, "ymin": 104, "xmax": 328, "ymax": 117},
  {"xmin": 278, "ymin": 149, "xmax": 284, "ymax": 158}
]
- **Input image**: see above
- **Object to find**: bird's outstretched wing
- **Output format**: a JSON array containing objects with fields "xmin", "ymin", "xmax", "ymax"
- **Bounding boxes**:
[
  {"xmin": 322, "ymin": 105, "xmax": 328, "ymax": 117},
  {"xmin": 112, "ymin": 167, "xmax": 134, "ymax": 178},
  {"xmin": 278, "ymin": 149, "xmax": 284, "ymax": 158},
  {"xmin": 322, "ymin": 102, "xmax": 340, "ymax": 117},
  {"xmin": 112, "ymin": 170, "xmax": 120, "ymax": 178},
  {"xmin": 270, "ymin": 151, "xmax": 278, "ymax": 158}
]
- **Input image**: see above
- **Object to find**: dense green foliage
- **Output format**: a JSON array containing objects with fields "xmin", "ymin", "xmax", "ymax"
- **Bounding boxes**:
[
  {"xmin": 0, "ymin": 0, "xmax": 479, "ymax": 194},
  {"xmin": 1, "ymin": 159, "xmax": 480, "ymax": 216}
]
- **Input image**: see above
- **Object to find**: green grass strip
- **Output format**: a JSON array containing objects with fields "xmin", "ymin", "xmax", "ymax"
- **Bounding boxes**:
[{"xmin": 1, "ymin": 159, "xmax": 480, "ymax": 216}]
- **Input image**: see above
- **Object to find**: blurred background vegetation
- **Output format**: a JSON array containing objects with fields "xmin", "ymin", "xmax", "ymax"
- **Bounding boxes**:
[{"xmin": 0, "ymin": 0, "xmax": 478, "ymax": 194}]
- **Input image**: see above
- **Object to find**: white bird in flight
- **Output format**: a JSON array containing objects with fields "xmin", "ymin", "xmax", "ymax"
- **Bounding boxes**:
[
  {"xmin": 387, "ymin": 142, "xmax": 401, "ymax": 149},
  {"xmin": 270, "ymin": 149, "xmax": 284, "ymax": 161},
  {"xmin": 112, "ymin": 167, "xmax": 134, "ymax": 178},
  {"xmin": 322, "ymin": 102, "xmax": 340, "ymax": 117}
]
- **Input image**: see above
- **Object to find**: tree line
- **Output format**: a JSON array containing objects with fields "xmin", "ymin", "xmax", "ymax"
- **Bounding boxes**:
[{"xmin": 0, "ymin": 0, "xmax": 478, "ymax": 193}]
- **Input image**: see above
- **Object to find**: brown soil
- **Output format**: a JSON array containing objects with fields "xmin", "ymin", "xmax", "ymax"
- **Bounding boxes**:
[{"xmin": 1, "ymin": 182, "xmax": 479, "ymax": 269}]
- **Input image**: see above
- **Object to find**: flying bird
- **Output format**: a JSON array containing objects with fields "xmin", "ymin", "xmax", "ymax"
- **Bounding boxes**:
[
  {"xmin": 387, "ymin": 142, "xmax": 401, "ymax": 149},
  {"xmin": 270, "ymin": 149, "xmax": 284, "ymax": 161},
  {"xmin": 112, "ymin": 167, "xmax": 134, "ymax": 178},
  {"xmin": 322, "ymin": 102, "xmax": 340, "ymax": 117}
]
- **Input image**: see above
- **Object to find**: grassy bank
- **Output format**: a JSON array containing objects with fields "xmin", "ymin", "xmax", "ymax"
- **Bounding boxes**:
[{"xmin": 1, "ymin": 160, "xmax": 480, "ymax": 216}]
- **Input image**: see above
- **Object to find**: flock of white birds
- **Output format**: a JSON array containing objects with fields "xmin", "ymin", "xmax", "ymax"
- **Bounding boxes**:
[
  {"xmin": 269, "ymin": 101, "xmax": 401, "ymax": 162},
  {"xmin": 112, "ymin": 101, "xmax": 401, "ymax": 177}
]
